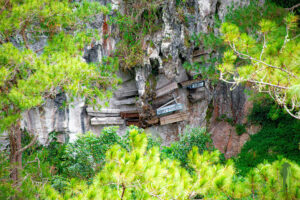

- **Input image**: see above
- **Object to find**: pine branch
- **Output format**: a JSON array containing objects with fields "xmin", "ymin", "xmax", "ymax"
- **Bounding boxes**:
[
  {"xmin": 0, "ymin": 0, "xmax": 10, "ymax": 16},
  {"xmin": 287, "ymin": 3, "xmax": 300, "ymax": 11},
  {"xmin": 230, "ymin": 44, "xmax": 298, "ymax": 78}
]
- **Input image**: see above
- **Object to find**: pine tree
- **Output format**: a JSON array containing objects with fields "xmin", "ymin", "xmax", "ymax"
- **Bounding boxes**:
[
  {"xmin": 0, "ymin": 0, "xmax": 118, "ymax": 184},
  {"xmin": 38, "ymin": 128, "xmax": 300, "ymax": 199},
  {"xmin": 218, "ymin": 11, "xmax": 300, "ymax": 119}
]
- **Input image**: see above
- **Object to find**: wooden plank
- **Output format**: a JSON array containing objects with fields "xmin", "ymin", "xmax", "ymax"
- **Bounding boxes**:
[
  {"xmin": 156, "ymin": 103, "xmax": 183, "ymax": 116},
  {"xmin": 115, "ymin": 89, "xmax": 138, "ymax": 99},
  {"xmin": 115, "ymin": 97, "xmax": 136, "ymax": 106},
  {"xmin": 87, "ymin": 107, "xmax": 121, "ymax": 117},
  {"xmin": 91, "ymin": 117, "xmax": 124, "ymax": 125},
  {"xmin": 160, "ymin": 112, "xmax": 188, "ymax": 125},
  {"xmin": 156, "ymin": 82, "xmax": 178, "ymax": 98},
  {"xmin": 87, "ymin": 107, "xmax": 120, "ymax": 113},
  {"xmin": 192, "ymin": 56, "xmax": 203, "ymax": 63},
  {"xmin": 126, "ymin": 121, "xmax": 141, "ymax": 127},
  {"xmin": 187, "ymin": 81, "xmax": 205, "ymax": 89},
  {"xmin": 180, "ymin": 78, "xmax": 202, "ymax": 88},
  {"xmin": 120, "ymin": 112, "xmax": 139, "ymax": 119},
  {"xmin": 88, "ymin": 113, "xmax": 120, "ymax": 117},
  {"xmin": 192, "ymin": 49, "xmax": 208, "ymax": 57}
]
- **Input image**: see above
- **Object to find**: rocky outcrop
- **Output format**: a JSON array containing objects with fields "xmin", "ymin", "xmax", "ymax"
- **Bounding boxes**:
[
  {"xmin": 209, "ymin": 83, "xmax": 261, "ymax": 158},
  {"xmin": 1, "ymin": 0, "xmax": 263, "ymax": 157}
]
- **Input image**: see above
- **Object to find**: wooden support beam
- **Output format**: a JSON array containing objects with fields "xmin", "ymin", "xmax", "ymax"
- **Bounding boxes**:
[
  {"xmin": 91, "ymin": 117, "xmax": 124, "ymax": 125},
  {"xmin": 160, "ymin": 112, "xmax": 188, "ymax": 125},
  {"xmin": 155, "ymin": 82, "xmax": 178, "ymax": 98},
  {"xmin": 120, "ymin": 111, "xmax": 139, "ymax": 119}
]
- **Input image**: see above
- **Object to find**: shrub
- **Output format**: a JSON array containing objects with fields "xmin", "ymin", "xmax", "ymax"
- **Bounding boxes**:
[
  {"xmin": 235, "ymin": 96, "xmax": 300, "ymax": 174},
  {"xmin": 161, "ymin": 126, "xmax": 215, "ymax": 170},
  {"xmin": 235, "ymin": 124, "xmax": 246, "ymax": 135},
  {"xmin": 39, "ymin": 128, "xmax": 300, "ymax": 200}
]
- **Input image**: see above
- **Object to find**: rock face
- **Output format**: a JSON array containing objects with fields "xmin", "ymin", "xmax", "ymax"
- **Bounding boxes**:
[{"xmin": 1, "ymin": 0, "xmax": 262, "ymax": 157}]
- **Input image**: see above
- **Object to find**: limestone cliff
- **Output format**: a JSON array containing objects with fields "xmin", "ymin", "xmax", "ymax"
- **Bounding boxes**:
[{"xmin": 1, "ymin": 0, "xmax": 262, "ymax": 157}]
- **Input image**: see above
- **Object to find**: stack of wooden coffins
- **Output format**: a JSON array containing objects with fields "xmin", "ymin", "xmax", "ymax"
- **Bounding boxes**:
[
  {"xmin": 151, "ymin": 82, "xmax": 188, "ymax": 125},
  {"xmin": 87, "ymin": 86, "xmax": 140, "ymax": 127},
  {"xmin": 180, "ymin": 78, "xmax": 206, "ymax": 103},
  {"xmin": 120, "ymin": 110, "xmax": 141, "ymax": 127},
  {"xmin": 87, "ymin": 107, "xmax": 124, "ymax": 125}
]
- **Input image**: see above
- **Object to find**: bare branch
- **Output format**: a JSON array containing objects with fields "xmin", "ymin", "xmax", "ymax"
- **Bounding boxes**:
[
  {"xmin": 260, "ymin": 33, "xmax": 266, "ymax": 60},
  {"xmin": 230, "ymin": 44, "xmax": 297, "ymax": 78},
  {"xmin": 247, "ymin": 80, "xmax": 289, "ymax": 90},
  {"xmin": 284, "ymin": 105, "xmax": 300, "ymax": 119},
  {"xmin": 287, "ymin": 3, "xmax": 300, "ymax": 11},
  {"xmin": 16, "ymin": 134, "xmax": 38, "ymax": 156}
]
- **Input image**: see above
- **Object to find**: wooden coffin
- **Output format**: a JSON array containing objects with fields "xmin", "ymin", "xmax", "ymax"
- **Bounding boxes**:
[
  {"xmin": 187, "ymin": 81, "xmax": 205, "ymax": 89},
  {"xmin": 146, "ymin": 117, "xmax": 159, "ymax": 125},
  {"xmin": 126, "ymin": 121, "xmax": 141, "ymax": 127},
  {"xmin": 156, "ymin": 103, "xmax": 183, "ymax": 116},
  {"xmin": 91, "ymin": 117, "xmax": 124, "ymax": 125},
  {"xmin": 160, "ymin": 112, "xmax": 188, "ymax": 125},
  {"xmin": 115, "ymin": 89, "xmax": 138, "ymax": 99},
  {"xmin": 156, "ymin": 82, "xmax": 178, "ymax": 98},
  {"xmin": 120, "ymin": 111, "xmax": 139, "ymax": 119},
  {"xmin": 192, "ymin": 49, "xmax": 210, "ymax": 63},
  {"xmin": 115, "ymin": 97, "xmax": 136, "ymax": 106},
  {"xmin": 86, "ymin": 108, "xmax": 121, "ymax": 117},
  {"xmin": 180, "ymin": 79, "xmax": 205, "ymax": 89}
]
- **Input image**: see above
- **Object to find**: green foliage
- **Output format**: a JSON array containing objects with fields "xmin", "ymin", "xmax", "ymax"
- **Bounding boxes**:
[
  {"xmin": 219, "ymin": 2, "xmax": 300, "ymax": 118},
  {"xmin": 38, "ymin": 128, "xmax": 300, "ymax": 200},
  {"xmin": 0, "ymin": 0, "xmax": 119, "ymax": 132},
  {"xmin": 225, "ymin": 0, "xmax": 288, "ymax": 36},
  {"xmin": 61, "ymin": 127, "xmax": 124, "ymax": 179},
  {"xmin": 235, "ymin": 124, "xmax": 246, "ymax": 136},
  {"xmin": 2, "ymin": 126, "xmax": 300, "ymax": 199},
  {"xmin": 161, "ymin": 127, "xmax": 215, "ymax": 171},
  {"xmin": 109, "ymin": 0, "xmax": 163, "ymax": 69},
  {"xmin": 235, "ymin": 96, "xmax": 300, "ymax": 174}
]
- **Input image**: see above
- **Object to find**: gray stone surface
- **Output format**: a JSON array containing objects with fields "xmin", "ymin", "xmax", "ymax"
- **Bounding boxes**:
[{"xmin": 1, "ymin": 0, "xmax": 259, "ymax": 158}]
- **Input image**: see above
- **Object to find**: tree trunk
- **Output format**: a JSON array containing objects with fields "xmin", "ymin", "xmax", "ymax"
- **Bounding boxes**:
[{"xmin": 9, "ymin": 121, "xmax": 22, "ymax": 183}]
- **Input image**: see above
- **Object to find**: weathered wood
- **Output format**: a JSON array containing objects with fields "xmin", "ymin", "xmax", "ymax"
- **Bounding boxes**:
[
  {"xmin": 192, "ymin": 50, "xmax": 211, "ymax": 63},
  {"xmin": 146, "ymin": 117, "xmax": 159, "ymax": 125},
  {"xmin": 126, "ymin": 121, "xmax": 141, "ymax": 127},
  {"xmin": 193, "ymin": 49, "xmax": 208, "ymax": 57},
  {"xmin": 160, "ymin": 112, "xmax": 188, "ymax": 125},
  {"xmin": 88, "ymin": 113, "xmax": 120, "ymax": 117},
  {"xmin": 120, "ymin": 111, "xmax": 139, "ymax": 119},
  {"xmin": 91, "ymin": 117, "xmax": 124, "ymax": 125},
  {"xmin": 180, "ymin": 78, "xmax": 202, "ymax": 88},
  {"xmin": 192, "ymin": 56, "xmax": 202, "ymax": 63},
  {"xmin": 87, "ymin": 107, "xmax": 120, "ymax": 113},
  {"xmin": 152, "ymin": 94, "xmax": 174, "ymax": 108},
  {"xmin": 115, "ymin": 89, "xmax": 138, "ymax": 99},
  {"xmin": 156, "ymin": 82, "xmax": 178, "ymax": 98},
  {"xmin": 87, "ymin": 107, "xmax": 121, "ymax": 117},
  {"xmin": 187, "ymin": 81, "xmax": 205, "ymax": 89},
  {"xmin": 156, "ymin": 103, "xmax": 183, "ymax": 116},
  {"xmin": 115, "ymin": 97, "xmax": 136, "ymax": 105}
]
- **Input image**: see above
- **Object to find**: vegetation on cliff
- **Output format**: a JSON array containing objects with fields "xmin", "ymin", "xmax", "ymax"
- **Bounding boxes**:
[{"xmin": 0, "ymin": 0, "xmax": 299, "ymax": 199}]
